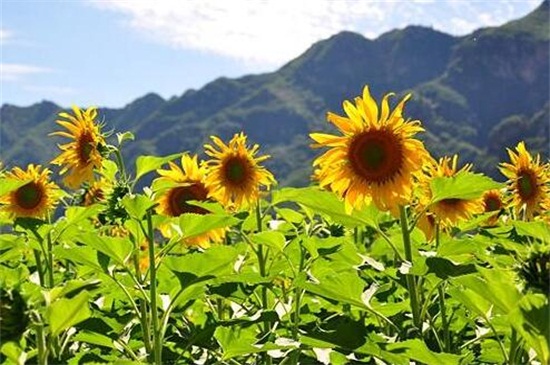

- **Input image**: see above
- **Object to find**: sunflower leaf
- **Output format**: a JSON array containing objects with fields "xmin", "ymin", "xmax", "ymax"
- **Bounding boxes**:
[
  {"xmin": 0, "ymin": 177, "xmax": 31, "ymax": 196},
  {"xmin": 47, "ymin": 291, "xmax": 91, "ymax": 337},
  {"xmin": 430, "ymin": 172, "xmax": 503, "ymax": 203},
  {"xmin": 134, "ymin": 153, "xmax": 181, "ymax": 182}
]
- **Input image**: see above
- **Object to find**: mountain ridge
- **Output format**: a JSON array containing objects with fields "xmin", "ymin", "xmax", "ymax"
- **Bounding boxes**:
[{"xmin": 1, "ymin": 2, "xmax": 548, "ymax": 185}]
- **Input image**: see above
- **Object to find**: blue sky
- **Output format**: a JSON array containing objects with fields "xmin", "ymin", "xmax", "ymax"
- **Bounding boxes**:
[{"xmin": 1, "ymin": 0, "xmax": 541, "ymax": 108}]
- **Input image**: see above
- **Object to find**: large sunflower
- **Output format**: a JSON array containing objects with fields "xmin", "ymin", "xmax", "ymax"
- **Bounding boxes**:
[
  {"xmin": 499, "ymin": 142, "xmax": 550, "ymax": 219},
  {"xmin": 310, "ymin": 86, "xmax": 430, "ymax": 213},
  {"xmin": 203, "ymin": 133, "xmax": 275, "ymax": 210},
  {"xmin": 0, "ymin": 164, "xmax": 60, "ymax": 219},
  {"xmin": 50, "ymin": 106, "xmax": 105, "ymax": 189},
  {"xmin": 154, "ymin": 154, "xmax": 225, "ymax": 248},
  {"xmin": 421, "ymin": 155, "xmax": 483, "ymax": 226}
]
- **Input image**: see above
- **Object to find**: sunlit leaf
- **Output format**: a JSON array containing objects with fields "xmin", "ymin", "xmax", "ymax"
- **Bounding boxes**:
[
  {"xmin": 47, "ymin": 291, "xmax": 91, "ymax": 336},
  {"xmin": 135, "ymin": 153, "xmax": 181, "ymax": 182},
  {"xmin": 430, "ymin": 172, "xmax": 503, "ymax": 203},
  {"xmin": 121, "ymin": 194, "xmax": 156, "ymax": 220},
  {"xmin": 250, "ymin": 231, "xmax": 286, "ymax": 252}
]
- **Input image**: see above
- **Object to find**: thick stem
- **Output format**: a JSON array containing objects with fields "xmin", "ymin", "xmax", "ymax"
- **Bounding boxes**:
[
  {"xmin": 255, "ymin": 203, "xmax": 272, "ymax": 365},
  {"xmin": 33, "ymin": 250, "xmax": 45, "ymax": 287},
  {"xmin": 399, "ymin": 205, "xmax": 421, "ymax": 332},
  {"xmin": 36, "ymin": 323, "xmax": 47, "ymax": 365},
  {"xmin": 438, "ymin": 285, "xmax": 451, "ymax": 352},
  {"xmin": 46, "ymin": 231, "xmax": 54, "ymax": 288},
  {"xmin": 146, "ymin": 210, "xmax": 162, "ymax": 365}
]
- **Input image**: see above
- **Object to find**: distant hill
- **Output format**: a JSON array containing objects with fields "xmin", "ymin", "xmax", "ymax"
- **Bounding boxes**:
[{"xmin": 1, "ymin": 1, "xmax": 548, "ymax": 186}]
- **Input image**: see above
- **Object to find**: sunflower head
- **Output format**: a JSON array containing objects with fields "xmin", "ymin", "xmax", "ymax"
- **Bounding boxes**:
[
  {"xmin": 421, "ymin": 155, "xmax": 483, "ymax": 226},
  {"xmin": 0, "ymin": 164, "xmax": 60, "ymax": 219},
  {"xmin": 310, "ymin": 86, "xmax": 431, "ymax": 213},
  {"xmin": 203, "ymin": 133, "xmax": 275, "ymax": 211},
  {"xmin": 154, "ymin": 154, "xmax": 226, "ymax": 248},
  {"xmin": 499, "ymin": 142, "xmax": 550, "ymax": 219},
  {"xmin": 481, "ymin": 189, "xmax": 505, "ymax": 226},
  {"xmin": 50, "ymin": 106, "xmax": 106, "ymax": 189}
]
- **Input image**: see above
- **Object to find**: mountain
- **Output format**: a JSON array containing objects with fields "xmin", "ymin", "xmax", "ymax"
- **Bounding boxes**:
[{"xmin": 1, "ymin": 1, "xmax": 548, "ymax": 186}]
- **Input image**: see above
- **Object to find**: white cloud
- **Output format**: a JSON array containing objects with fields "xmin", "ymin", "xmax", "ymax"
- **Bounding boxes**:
[
  {"xmin": 1, "ymin": 63, "xmax": 52, "ymax": 81},
  {"xmin": 0, "ymin": 28, "xmax": 12, "ymax": 44},
  {"xmin": 91, "ymin": 0, "xmax": 540, "ymax": 68}
]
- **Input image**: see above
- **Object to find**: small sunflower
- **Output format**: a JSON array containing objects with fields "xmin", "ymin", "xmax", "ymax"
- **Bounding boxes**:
[
  {"xmin": 481, "ymin": 189, "xmax": 504, "ymax": 226},
  {"xmin": 82, "ymin": 178, "xmax": 112, "ymax": 206},
  {"xmin": 203, "ymin": 133, "xmax": 275, "ymax": 210},
  {"xmin": 155, "ymin": 154, "xmax": 225, "ymax": 248},
  {"xmin": 50, "ymin": 106, "xmax": 106, "ymax": 189},
  {"xmin": 499, "ymin": 142, "xmax": 550, "ymax": 219},
  {"xmin": 310, "ymin": 86, "xmax": 431, "ymax": 213},
  {"xmin": 421, "ymin": 155, "xmax": 483, "ymax": 226},
  {"xmin": 0, "ymin": 164, "xmax": 60, "ymax": 219}
]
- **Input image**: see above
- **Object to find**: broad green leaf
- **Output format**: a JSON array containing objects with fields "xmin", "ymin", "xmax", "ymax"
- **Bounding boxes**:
[
  {"xmin": 512, "ymin": 221, "xmax": 550, "ymax": 243},
  {"xmin": 72, "ymin": 331, "xmax": 117, "ymax": 349},
  {"xmin": 387, "ymin": 339, "xmax": 463, "ymax": 365},
  {"xmin": 179, "ymin": 213, "xmax": 239, "ymax": 239},
  {"xmin": 424, "ymin": 257, "xmax": 477, "ymax": 279},
  {"xmin": 164, "ymin": 245, "xmax": 240, "ymax": 287},
  {"xmin": 430, "ymin": 171, "xmax": 503, "ymax": 203},
  {"xmin": 447, "ymin": 286, "xmax": 491, "ymax": 318},
  {"xmin": 509, "ymin": 293, "xmax": 549, "ymax": 364},
  {"xmin": 275, "ymin": 207, "xmax": 304, "ymax": 224},
  {"xmin": 453, "ymin": 268, "xmax": 521, "ymax": 314},
  {"xmin": 53, "ymin": 246, "xmax": 102, "ymax": 271},
  {"xmin": 0, "ymin": 341, "xmax": 26, "ymax": 365},
  {"xmin": 47, "ymin": 291, "xmax": 91, "ymax": 336},
  {"xmin": 121, "ymin": 194, "xmax": 156, "ymax": 220},
  {"xmin": 250, "ymin": 231, "xmax": 286, "ymax": 252},
  {"xmin": 0, "ymin": 177, "xmax": 30, "ymax": 196},
  {"xmin": 214, "ymin": 326, "xmax": 292, "ymax": 360},
  {"xmin": 49, "ymin": 279, "xmax": 101, "ymax": 302},
  {"xmin": 135, "ymin": 153, "xmax": 181, "ymax": 182},
  {"xmin": 272, "ymin": 187, "xmax": 381, "ymax": 228},
  {"xmin": 77, "ymin": 233, "xmax": 133, "ymax": 267}
]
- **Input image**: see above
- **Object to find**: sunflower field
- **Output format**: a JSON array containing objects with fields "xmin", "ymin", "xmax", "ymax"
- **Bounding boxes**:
[{"xmin": 0, "ymin": 86, "xmax": 548, "ymax": 365}]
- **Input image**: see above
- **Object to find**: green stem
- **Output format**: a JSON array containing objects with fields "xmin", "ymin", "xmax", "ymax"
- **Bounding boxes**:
[
  {"xmin": 399, "ymin": 205, "xmax": 421, "ymax": 332},
  {"xmin": 46, "ymin": 231, "xmax": 54, "ymax": 288},
  {"xmin": 113, "ymin": 148, "xmax": 128, "ymax": 182},
  {"xmin": 509, "ymin": 328, "xmax": 518, "ymax": 365},
  {"xmin": 36, "ymin": 323, "xmax": 47, "ymax": 365},
  {"xmin": 33, "ymin": 250, "xmax": 45, "ymax": 287},
  {"xmin": 438, "ymin": 285, "xmax": 451, "ymax": 352},
  {"xmin": 146, "ymin": 210, "xmax": 162, "ymax": 365},
  {"xmin": 256, "ymin": 202, "xmax": 272, "ymax": 365}
]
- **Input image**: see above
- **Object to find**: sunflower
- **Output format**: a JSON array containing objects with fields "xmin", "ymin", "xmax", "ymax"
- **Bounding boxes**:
[
  {"xmin": 310, "ymin": 86, "xmax": 431, "ymax": 213},
  {"xmin": 82, "ymin": 178, "xmax": 112, "ymax": 206},
  {"xmin": 421, "ymin": 155, "xmax": 483, "ymax": 226},
  {"xmin": 50, "ymin": 106, "xmax": 106, "ymax": 189},
  {"xmin": 481, "ymin": 189, "xmax": 504, "ymax": 226},
  {"xmin": 154, "ymin": 154, "xmax": 225, "ymax": 248},
  {"xmin": 0, "ymin": 164, "xmax": 60, "ymax": 219},
  {"xmin": 499, "ymin": 142, "xmax": 550, "ymax": 219},
  {"xmin": 203, "ymin": 133, "xmax": 275, "ymax": 210}
]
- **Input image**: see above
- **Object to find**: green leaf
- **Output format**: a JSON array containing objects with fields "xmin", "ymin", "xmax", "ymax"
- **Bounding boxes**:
[
  {"xmin": 121, "ymin": 194, "xmax": 156, "ymax": 220},
  {"xmin": 272, "ymin": 187, "xmax": 381, "ymax": 228},
  {"xmin": 47, "ymin": 291, "xmax": 91, "ymax": 336},
  {"xmin": 164, "ymin": 245, "xmax": 240, "ymax": 287},
  {"xmin": 387, "ymin": 339, "xmax": 463, "ymax": 365},
  {"xmin": 509, "ymin": 294, "xmax": 549, "ymax": 364},
  {"xmin": 116, "ymin": 131, "xmax": 135, "ymax": 145},
  {"xmin": 214, "ymin": 326, "xmax": 292, "ymax": 360},
  {"xmin": 0, "ymin": 177, "xmax": 31, "ymax": 196},
  {"xmin": 135, "ymin": 153, "xmax": 181, "ymax": 182},
  {"xmin": 424, "ymin": 257, "xmax": 477, "ymax": 279},
  {"xmin": 77, "ymin": 233, "xmax": 133, "ymax": 267},
  {"xmin": 512, "ymin": 221, "xmax": 550, "ymax": 244},
  {"xmin": 250, "ymin": 231, "xmax": 286, "ymax": 252},
  {"xmin": 49, "ymin": 279, "xmax": 101, "ymax": 302},
  {"xmin": 72, "ymin": 331, "xmax": 117, "ymax": 349},
  {"xmin": 430, "ymin": 171, "xmax": 503, "ymax": 203},
  {"xmin": 179, "ymin": 213, "xmax": 239, "ymax": 239}
]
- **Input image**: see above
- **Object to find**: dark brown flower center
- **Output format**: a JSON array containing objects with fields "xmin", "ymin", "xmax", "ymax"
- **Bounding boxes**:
[
  {"xmin": 78, "ymin": 132, "xmax": 95, "ymax": 163},
  {"xmin": 439, "ymin": 198, "xmax": 462, "ymax": 208},
  {"xmin": 484, "ymin": 195, "xmax": 502, "ymax": 212},
  {"xmin": 517, "ymin": 170, "xmax": 537, "ymax": 201},
  {"xmin": 348, "ymin": 130, "xmax": 403, "ymax": 183},
  {"xmin": 15, "ymin": 182, "xmax": 44, "ymax": 210},
  {"xmin": 223, "ymin": 156, "xmax": 250, "ymax": 185},
  {"xmin": 167, "ymin": 184, "xmax": 209, "ymax": 216}
]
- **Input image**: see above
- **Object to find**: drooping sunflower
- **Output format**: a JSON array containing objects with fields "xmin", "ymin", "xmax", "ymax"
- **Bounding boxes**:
[
  {"xmin": 499, "ymin": 142, "xmax": 550, "ymax": 219},
  {"xmin": 203, "ymin": 133, "xmax": 275, "ymax": 210},
  {"xmin": 310, "ymin": 86, "xmax": 431, "ymax": 213},
  {"xmin": 421, "ymin": 155, "xmax": 483, "ymax": 226},
  {"xmin": 154, "ymin": 154, "xmax": 225, "ymax": 248},
  {"xmin": 50, "ymin": 106, "xmax": 106, "ymax": 189},
  {"xmin": 0, "ymin": 164, "xmax": 60, "ymax": 219}
]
